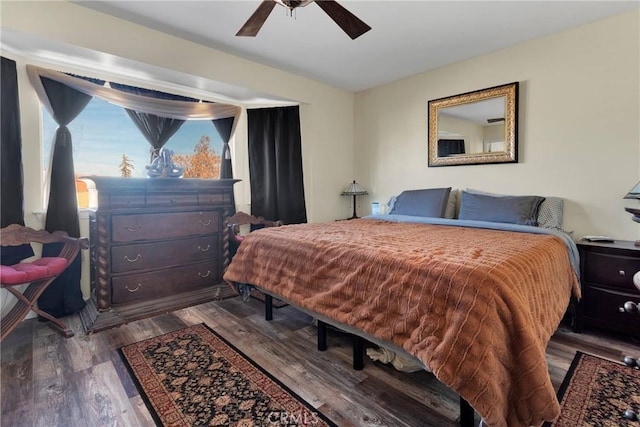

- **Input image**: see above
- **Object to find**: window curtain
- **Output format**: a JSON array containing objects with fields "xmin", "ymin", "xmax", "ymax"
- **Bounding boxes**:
[
  {"xmin": 27, "ymin": 65, "xmax": 241, "ymax": 122},
  {"xmin": 125, "ymin": 111, "xmax": 184, "ymax": 161},
  {"xmin": 213, "ymin": 117, "xmax": 236, "ymax": 179},
  {"xmin": 28, "ymin": 65, "xmax": 242, "ymax": 166},
  {"xmin": 1, "ymin": 57, "xmax": 34, "ymax": 265},
  {"xmin": 37, "ymin": 76, "xmax": 93, "ymax": 317},
  {"xmin": 247, "ymin": 106, "xmax": 307, "ymax": 225},
  {"xmin": 110, "ymin": 82, "xmax": 191, "ymax": 161}
]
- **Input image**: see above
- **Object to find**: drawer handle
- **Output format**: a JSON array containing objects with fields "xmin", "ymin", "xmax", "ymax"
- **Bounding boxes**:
[
  {"xmin": 198, "ymin": 270, "xmax": 211, "ymax": 278},
  {"xmin": 634, "ymin": 271, "xmax": 640, "ymax": 291},
  {"xmin": 199, "ymin": 220, "xmax": 212, "ymax": 227},
  {"xmin": 125, "ymin": 226, "xmax": 142, "ymax": 232},
  {"xmin": 619, "ymin": 270, "xmax": 626, "ymax": 276},
  {"xmin": 198, "ymin": 245, "xmax": 211, "ymax": 252},
  {"xmin": 620, "ymin": 301, "xmax": 639, "ymax": 314},
  {"xmin": 125, "ymin": 284, "xmax": 142, "ymax": 293},
  {"xmin": 124, "ymin": 254, "xmax": 142, "ymax": 263}
]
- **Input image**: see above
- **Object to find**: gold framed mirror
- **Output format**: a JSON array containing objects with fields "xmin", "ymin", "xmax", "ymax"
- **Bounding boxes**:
[{"xmin": 428, "ymin": 82, "xmax": 519, "ymax": 167}]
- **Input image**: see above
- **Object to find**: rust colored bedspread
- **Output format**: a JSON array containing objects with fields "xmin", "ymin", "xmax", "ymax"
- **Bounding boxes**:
[{"xmin": 223, "ymin": 219, "xmax": 580, "ymax": 427}]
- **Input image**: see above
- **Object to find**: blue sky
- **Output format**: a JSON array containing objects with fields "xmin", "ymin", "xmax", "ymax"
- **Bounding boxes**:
[{"xmin": 42, "ymin": 97, "xmax": 223, "ymax": 178}]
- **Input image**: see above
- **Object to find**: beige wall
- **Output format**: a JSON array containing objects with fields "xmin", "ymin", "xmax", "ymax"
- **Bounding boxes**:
[{"xmin": 355, "ymin": 10, "xmax": 640, "ymax": 240}]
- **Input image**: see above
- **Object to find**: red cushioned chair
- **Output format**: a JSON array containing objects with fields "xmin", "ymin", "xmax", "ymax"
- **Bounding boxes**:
[{"xmin": 0, "ymin": 224, "xmax": 88, "ymax": 342}]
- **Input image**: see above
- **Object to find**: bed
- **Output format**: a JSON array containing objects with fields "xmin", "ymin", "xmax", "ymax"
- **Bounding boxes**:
[{"xmin": 223, "ymin": 189, "xmax": 580, "ymax": 427}]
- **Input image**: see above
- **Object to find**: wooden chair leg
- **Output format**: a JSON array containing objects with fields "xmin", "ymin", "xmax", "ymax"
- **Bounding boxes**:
[
  {"xmin": 31, "ymin": 307, "xmax": 74, "ymax": 338},
  {"xmin": 1, "ymin": 281, "xmax": 74, "ymax": 341}
]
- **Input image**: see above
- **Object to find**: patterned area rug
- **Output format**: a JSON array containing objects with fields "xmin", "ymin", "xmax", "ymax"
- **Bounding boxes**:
[
  {"xmin": 546, "ymin": 351, "xmax": 640, "ymax": 426},
  {"xmin": 120, "ymin": 324, "xmax": 336, "ymax": 427}
]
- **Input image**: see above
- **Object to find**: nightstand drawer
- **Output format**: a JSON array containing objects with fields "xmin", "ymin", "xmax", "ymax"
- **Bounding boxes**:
[
  {"xmin": 582, "ymin": 251, "xmax": 640, "ymax": 290},
  {"xmin": 582, "ymin": 285, "xmax": 640, "ymax": 335}
]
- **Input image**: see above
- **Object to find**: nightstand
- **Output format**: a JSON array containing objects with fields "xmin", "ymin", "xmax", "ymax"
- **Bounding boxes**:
[{"xmin": 575, "ymin": 240, "xmax": 640, "ymax": 336}]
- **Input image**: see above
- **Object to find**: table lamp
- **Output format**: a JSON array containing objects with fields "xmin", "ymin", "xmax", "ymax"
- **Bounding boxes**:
[{"xmin": 341, "ymin": 180, "xmax": 368, "ymax": 220}]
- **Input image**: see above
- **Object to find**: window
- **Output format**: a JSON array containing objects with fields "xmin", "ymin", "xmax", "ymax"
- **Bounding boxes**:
[{"xmin": 42, "ymin": 96, "xmax": 224, "ymax": 208}]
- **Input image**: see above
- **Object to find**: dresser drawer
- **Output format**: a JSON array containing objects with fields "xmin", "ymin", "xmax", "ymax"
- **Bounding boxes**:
[
  {"xmin": 111, "ymin": 261, "xmax": 219, "ymax": 304},
  {"xmin": 111, "ymin": 235, "xmax": 218, "ymax": 273},
  {"xmin": 146, "ymin": 192, "xmax": 198, "ymax": 208},
  {"xmin": 582, "ymin": 250, "xmax": 640, "ymax": 290},
  {"xmin": 582, "ymin": 285, "xmax": 640, "ymax": 335},
  {"xmin": 111, "ymin": 211, "xmax": 219, "ymax": 242},
  {"xmin": 110, "ymin": 191, "xmax": 146, "ymax": 209},
  {"xmin": 198, "ymin": 192, "xmax": 232, "ymax": 206}
]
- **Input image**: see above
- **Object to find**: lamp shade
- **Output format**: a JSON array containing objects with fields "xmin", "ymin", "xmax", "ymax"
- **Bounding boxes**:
[
  {"xmin": 624, "ymin": 181, "xmax": 640, "ymax": 199},
  {"xmin": 341, "ymin": 180, "xmax": 368, "ymax": 196}
]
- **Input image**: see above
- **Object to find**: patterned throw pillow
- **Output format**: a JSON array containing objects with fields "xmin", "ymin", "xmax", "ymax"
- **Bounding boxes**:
[{"xmin": 537, "ymin": 197, "xmax": 564, "ymax": 231}]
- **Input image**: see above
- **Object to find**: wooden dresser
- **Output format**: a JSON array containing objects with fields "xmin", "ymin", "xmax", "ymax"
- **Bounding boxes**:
[
  {"xmin": 79, "ymin": 177, "xmax": 238, "ymax": 333},
  {"xmin": 576, "ymin": 240, "xmax": 640, "ymax": 337}
]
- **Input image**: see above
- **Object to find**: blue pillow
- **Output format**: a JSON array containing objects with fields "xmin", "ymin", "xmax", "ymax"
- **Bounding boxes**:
[
  {"xmin": 458, "ymin": 191, "xmax": 545, "ymax": 226},
  {"xmin": 389, "ymin": 188, "xmax": 452, "ymax": 218}
]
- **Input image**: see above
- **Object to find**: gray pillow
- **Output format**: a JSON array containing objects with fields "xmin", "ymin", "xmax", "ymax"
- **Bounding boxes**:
[
  {"xmin": 465, "ymin": 188, "xmax": 564, "ymax": 230},
  {"xmin": 458, "ymin": 191, "xmax": 545, "ymax": 226},
  {"xmin": 389, "ymin": 187, "xmax": 452, "ymax": 218}
]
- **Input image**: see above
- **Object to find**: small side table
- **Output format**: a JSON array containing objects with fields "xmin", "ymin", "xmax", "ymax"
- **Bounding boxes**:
[{"xmin": 575, "ymin": 239, "xmax": 640, "ymax": 336}]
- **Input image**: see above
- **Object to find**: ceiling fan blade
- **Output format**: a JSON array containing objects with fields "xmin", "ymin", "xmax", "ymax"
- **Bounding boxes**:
[
  {"xmin": 314, "ymin": 0, "xmax": 371, "ymax": 40},
  {"xmin": 236, "ymin": 0, "xmax": 277, "ymax": 37}
]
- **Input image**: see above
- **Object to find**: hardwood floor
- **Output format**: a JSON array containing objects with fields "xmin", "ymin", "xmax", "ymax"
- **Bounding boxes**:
[{"xmin": 1, "ymin": 296, "xmax": 638, "ymax": 427}]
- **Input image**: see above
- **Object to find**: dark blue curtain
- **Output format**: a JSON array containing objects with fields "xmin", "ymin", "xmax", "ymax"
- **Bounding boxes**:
[
  {"xmin": 109, "ymin": 82, "xmax": 186, "ymax": 161},
  {"xmin": 247, "ymin": 106, "xmax": 307, "ymax": 225},
  {"xmin": 1, "ymin": 57, "xmax": 34, "ymax": 265},
  {"xmin": 213, "ymin": 117, "xmax": 235, "ymax": 179},
  {"xmin": 38, "ymin": 76, "xmax": 92, "ymax": 318}
]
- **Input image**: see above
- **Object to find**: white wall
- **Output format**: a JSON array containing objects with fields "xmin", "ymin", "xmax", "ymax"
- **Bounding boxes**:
[{"xmin": 354, "ymin": 10, "xmax": 640, "ymax": 240}]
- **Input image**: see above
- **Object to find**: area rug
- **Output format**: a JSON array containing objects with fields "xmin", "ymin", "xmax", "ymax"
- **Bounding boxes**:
[
  {"xmin": 546, "ymin": 351, "xmax": 640, "ymax": 426},
  {"xmin": 120, "ymin": 323, "xmax": 336, "ymax": 427}
]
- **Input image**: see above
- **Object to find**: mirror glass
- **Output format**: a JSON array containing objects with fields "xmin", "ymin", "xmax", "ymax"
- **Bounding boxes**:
[{"xmin": 428, "ymin": 82, "xmax": 518, "ymax": 166}]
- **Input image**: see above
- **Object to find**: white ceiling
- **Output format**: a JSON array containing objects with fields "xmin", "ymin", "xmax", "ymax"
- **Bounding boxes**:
[{"xmin": 3, "ymin": 1, "xmax": 639, "ymax": 101}]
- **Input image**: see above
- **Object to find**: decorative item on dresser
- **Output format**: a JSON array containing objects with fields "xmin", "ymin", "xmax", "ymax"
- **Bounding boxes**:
[
  {"xmin": 575, "ymin": 239, "xmax": 640, "ymax": 337},
  {"xmin": 79, "ymin": 177, "xmax": 239, "ymax": 333}
]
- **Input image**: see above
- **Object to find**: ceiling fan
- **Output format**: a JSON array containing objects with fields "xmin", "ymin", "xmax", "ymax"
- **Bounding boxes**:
[{"xmin": 236, "ymin": 0, "xmax": 371, "ymax": 40}]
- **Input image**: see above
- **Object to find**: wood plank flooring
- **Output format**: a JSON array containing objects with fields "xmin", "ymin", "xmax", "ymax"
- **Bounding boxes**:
[{"xmin": 1, "ymin": 296, "xmax": 638, "ymax": 427}]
